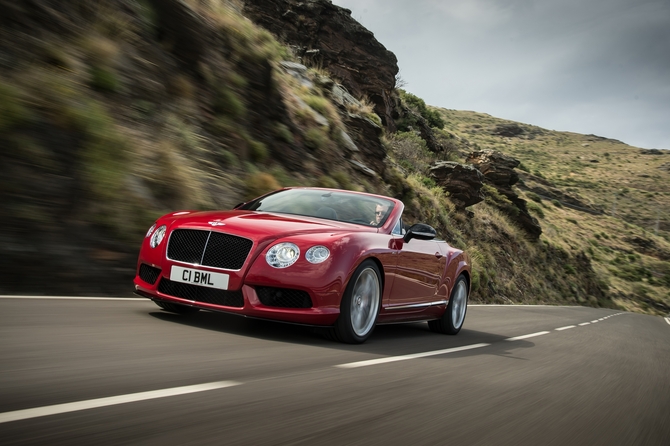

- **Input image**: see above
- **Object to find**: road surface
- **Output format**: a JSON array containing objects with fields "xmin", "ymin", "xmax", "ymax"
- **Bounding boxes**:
[{"xmin": 1, "ymin": 296, "xmax": 668, "ymax": 445}]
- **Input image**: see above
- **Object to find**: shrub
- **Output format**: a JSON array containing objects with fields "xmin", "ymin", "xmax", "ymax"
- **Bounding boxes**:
[
  {"xmin": 551, "ymin": 199, "xmax": 562, "ymax": 207},
  {"xmin": 398, "ymin": 89, "xmax": 445, "ymax": 129},
  {"xmin": 304, "ymin": 127, "xmax": 328, "ymax": 151},
  {"xmin": 316, "ymin": 175, "xmax": 339, "ymax": 189},
  {"xmin": 273, "ymin": 122, "xmax": 293, "ymax": 143},
  {"xmin": 331, "ymin": 171, "xmax": 353, "ymax": 190},
  {"xmin": 248, "ymin": 139, "xmax": 268, "ymax": 163},
  {"xmin": 213, "ymin": 85, "xmax": 245, "ymax": 118},
  {"xmin": 0, "ymin": 81, "xmax": 28, "ymax": 131},
  {"xmin": 245, "ymin": 172, "xmax": 280, "ymax": 200},
  {"xmin": 90, "ymin": 65, "xmax": 119, "ymax": 92},
  {"xmin": 526, "ymin": 191, "xmax": 542, "ymax": 202},
  {"xmin": 527, "ymin": 201, "xmax": 545, "ymax": 219}
]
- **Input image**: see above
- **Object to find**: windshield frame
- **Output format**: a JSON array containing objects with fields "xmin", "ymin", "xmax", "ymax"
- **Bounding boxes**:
[{"xmin": 237, "ymin": 188, "xmax": 397, "ymax": 227}]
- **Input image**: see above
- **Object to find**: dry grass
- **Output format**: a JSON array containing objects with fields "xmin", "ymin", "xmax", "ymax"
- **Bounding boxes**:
[{"xmin": 436, "ymin": 107, "xmax": 670, "ymax": 314}]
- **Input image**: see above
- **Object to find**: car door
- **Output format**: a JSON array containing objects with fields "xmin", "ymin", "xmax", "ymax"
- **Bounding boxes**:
[{"xmin": 387, "ymin": 220, "xmax": 446, "ymax": 308}]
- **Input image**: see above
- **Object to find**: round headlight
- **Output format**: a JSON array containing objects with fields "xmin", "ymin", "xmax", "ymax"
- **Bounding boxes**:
[
  {"xmin": 266, "ymin": 242, "xmax": 300, "ymax": 268},
  {"xmin": 150, "ymin": 225, "xmax": 167, "ymax": 248},
  {"xmin": 145, "ymin": 223, "xmax": 157, "ymax": 238},
  {"xmin": 305, "ymin": 246, "xmax": 330, "ymax": 264}
]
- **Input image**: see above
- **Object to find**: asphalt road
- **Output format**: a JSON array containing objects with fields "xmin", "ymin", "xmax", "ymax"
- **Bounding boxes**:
[{"xmin": 0, "ymin": 297, "xmax": 669, "ymax": 445}]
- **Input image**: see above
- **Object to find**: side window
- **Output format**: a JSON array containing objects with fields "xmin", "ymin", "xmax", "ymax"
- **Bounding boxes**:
[{"xmin": 392, "ymin": 217, "xmax": 404, "ymax": 236}]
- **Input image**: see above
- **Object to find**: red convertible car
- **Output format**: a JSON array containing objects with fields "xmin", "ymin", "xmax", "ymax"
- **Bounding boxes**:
[{"xmin": 134, "ymin": 187, "xmax": 471, "ymax": 343}]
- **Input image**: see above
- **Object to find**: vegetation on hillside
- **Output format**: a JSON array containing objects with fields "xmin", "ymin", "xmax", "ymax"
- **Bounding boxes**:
[
  {"xmin": 434, "ymin": 109, "xmax": 670, "ymax": 314},
  {"xmin": 1, "ymin": 0, "xmax": 667, "ymax": 315}
]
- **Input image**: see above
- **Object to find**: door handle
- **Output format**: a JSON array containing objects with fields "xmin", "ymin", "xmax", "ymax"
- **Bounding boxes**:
[{"xmin": 434, "ymin": 252, "xmax": 443, "ymax": 259}]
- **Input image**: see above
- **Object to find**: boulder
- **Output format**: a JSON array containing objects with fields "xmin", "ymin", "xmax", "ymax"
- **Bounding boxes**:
[
  {"xmin": 429, "ymin": 162, "xmax": 485, "ymax": 208},
  {"xmin": 466, "ymin": 150, "xmax": 542, "ymax": 238},
  {"xmin": 466, "ymin": 150, "xmax": 520, "ymax": 186}
]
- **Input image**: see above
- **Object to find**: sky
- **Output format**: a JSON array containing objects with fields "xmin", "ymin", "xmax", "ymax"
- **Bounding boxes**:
[{"xmin": 330, "ymin": 0, "xmax": 670, "ymax": 150}]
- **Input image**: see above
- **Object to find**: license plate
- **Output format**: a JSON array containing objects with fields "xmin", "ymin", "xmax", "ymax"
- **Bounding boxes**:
[{"xmin": 170, "ymin": 266, "xmax": 229, "ymax": 290}]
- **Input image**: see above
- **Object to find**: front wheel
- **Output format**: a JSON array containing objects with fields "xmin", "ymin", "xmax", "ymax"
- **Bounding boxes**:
[
  {"xmin": 330, "ymin": 260, "xmax": 381, "ymax": 344},
  {"xmin": 429, "ymin": 274, "xmax": 468, "ymax": 335}
]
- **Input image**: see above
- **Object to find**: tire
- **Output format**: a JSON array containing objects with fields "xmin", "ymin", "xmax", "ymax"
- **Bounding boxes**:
[
  {"xmin": 330, "ymin": 260, "xmax": 382, "ymax": 344},
  {"xmin": 429, "ymin": 274, "xmax": 468, "ymax": 335},
  {"xmin": 155, "ymin": 300, "xmax": 200, "ymax": 315}
]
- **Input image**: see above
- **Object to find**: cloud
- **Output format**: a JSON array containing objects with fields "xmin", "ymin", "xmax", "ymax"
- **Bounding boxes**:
[{"xmin": 331, "ymin": 0, "xmax": 670, "ymax": 148}]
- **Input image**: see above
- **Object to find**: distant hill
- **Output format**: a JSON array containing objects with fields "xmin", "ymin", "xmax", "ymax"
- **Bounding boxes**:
[{"xmin": 435, "ymin": 108, "xmax": 670, "ymax": 313}]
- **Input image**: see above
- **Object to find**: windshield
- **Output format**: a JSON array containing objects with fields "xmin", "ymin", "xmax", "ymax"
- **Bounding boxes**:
[{"xmin": 238, "ymin": 189, "xmax": 395, "ymax": 227}]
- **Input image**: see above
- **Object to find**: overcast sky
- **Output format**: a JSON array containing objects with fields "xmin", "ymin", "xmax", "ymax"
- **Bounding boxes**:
[{"xmin": 330, "ymin": 0, "xmax": 670, "ymax": 149}]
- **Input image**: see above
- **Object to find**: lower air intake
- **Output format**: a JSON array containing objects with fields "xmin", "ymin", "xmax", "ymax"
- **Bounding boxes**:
[
  {"xmin": 139, "ymin": 264, "xmax": 161, "ymax": 285},
  {"xmin": 158, "ymin": 278, "xmax": 244, "ymax": 307},
  {"xmin": 256, "ymin": 287, "xmax": 313, "ymax": 308}
]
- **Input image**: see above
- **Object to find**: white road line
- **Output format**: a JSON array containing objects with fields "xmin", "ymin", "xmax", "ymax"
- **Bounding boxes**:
[
  {"xmin": 591, "ymin": 320, "xmax": 599, "ymax": 323},
  {"xmin": 0, "ymin": 381, "xmax": 241, "ymax": 424},
  {"xmin": 505, "ymin": 331, "xmax": 550, "ymax": 341},
  {"xmin": 336, "ymin": 343, "xmax": 490, "ymax": 369},
  {"xmin": 0, "ymin": 296, "xmax": 145, "ymax": 301},
  {"xmin": 556, "ymin": 325, "xmax": 576, "ymax": 331},
  {"xmin": 665, "ymin": 317, "xmax": 670, "ymax": 326},
  {"xmin": 579, "ymin": 322, "xmax": 591, "ymax": 326}
]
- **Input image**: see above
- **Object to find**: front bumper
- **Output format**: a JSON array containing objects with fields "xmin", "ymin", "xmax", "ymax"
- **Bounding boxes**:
[{"xmin": 134, "ymin": 272, "xmax": 341, "ymax": 326}]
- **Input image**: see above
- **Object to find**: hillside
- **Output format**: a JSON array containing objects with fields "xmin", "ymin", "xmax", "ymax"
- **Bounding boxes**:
[
  {"xmin": 0, "ymin": 0, "xmax": 667, "ymax": 315},
  {"xmin": 436, "ymin": 109, "xmax": 670, "ymax": 313}
]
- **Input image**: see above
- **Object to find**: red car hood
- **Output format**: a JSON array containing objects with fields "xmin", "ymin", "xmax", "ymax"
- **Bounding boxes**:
[{"xmin": 166, "ymin": 210, "xmax": 367, "ymax": 241}]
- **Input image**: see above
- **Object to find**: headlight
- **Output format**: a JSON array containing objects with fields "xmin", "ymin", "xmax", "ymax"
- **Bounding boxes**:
[
  {"xmin": 145, "ymin": 223, "xmax": 157, "ymax": 238},
  {"xmin": 266, "ymin": 242, "xmax": 300, "ymax": 268},
  {"xmin": 150, "ymin": 225, "xmax": 167, "ymax": 248},
  {"xmin": 305, "ymin": 246, "xmax": 330, "ymax": 264}
]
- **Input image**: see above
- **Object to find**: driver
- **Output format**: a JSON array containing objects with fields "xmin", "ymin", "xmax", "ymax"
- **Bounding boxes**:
[{"xmin": 370, "ymin": 203, "xmax": 388, "ymax": 226}]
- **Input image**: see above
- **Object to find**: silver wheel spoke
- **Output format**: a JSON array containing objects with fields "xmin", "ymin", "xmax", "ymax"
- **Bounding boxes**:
[
  {"xmin": 451, "ymin": 281, "xmax": 467, "ymax": 329},
  {"xmin": 350, "ymin": 268, "xmax": 380, "ymax": 337}
]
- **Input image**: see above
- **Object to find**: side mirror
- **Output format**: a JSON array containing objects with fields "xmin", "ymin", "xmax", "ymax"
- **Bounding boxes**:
[{"xmin": 403, "ymin": 223, "xmax": 437, "ymax": 242}]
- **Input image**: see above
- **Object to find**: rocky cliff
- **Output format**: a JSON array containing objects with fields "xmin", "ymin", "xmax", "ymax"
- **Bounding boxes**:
[{"xmin": 242, "ymin": 0, "xmax": 399, "ymax": 131}]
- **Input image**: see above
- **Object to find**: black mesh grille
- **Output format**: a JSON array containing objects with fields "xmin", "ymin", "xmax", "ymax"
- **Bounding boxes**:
[
  {"xmin": 158, "ymin": 278, "xmax": 244, "ymax": 307},
  {"xmin": 167, "ymin": 229, "xmax": 252, "ymax": 270},
  {"xmin": 256, "ymin": 287, "xmax": 313, "ymax": 308},
  {"xmin": 167, "ymin": 230, "xmax": 209, "ymax": 264},
  {"xmin": 202, "ymin": 232, "xmax": 253, "ymax": 269},
  {"xmin": 139, "ymin": 264, "xmax": 161, "ymax": 285}
]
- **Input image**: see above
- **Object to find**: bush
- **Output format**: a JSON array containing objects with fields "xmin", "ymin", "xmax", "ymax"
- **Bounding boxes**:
[
  {"xmin": 245, "ymin": 172, "xmax": 280, "ymax": 200},
  {"xmin": 213, "ymin": 85, "xmax": 245, "ymax": 118},
  {"xmin": 526, "ymin": 191, "xmax": 542, "ymax": 202},
  {"xmin": 0, "ymin": 81, "xmax": 28, "ymax": 131},
  {"xmin": 248, "ymin": 139, "xmax": 268, "ymax": 163},
  {"xmin": 273, "ymin": 122, "xmax": 293, "ymax": 143},
  {"xmin": 398, "ymin": 89, "xmax": 445, "ymax": 129},
  {"xmin": 527, "ymin": 201, "xmax": 545, "ymax": 219},
  {"xmin": 304, "ymin": 127, "xmax": 328, "ymax": 151},
  {"xmin": 90, "ymin": 66, "xmax": 119, "ymax": 92}
]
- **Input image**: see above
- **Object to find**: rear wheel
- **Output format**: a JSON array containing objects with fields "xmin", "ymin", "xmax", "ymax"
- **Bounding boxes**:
[
  {"xmin": 330, "ymin": 260, "xmax": 381, "ymax": 344},
  {"xmin": 155, "ymin": 300, "xmax": 200, "ymax": 315},
  {"xmin": 429, "ymin": 274, "xmax": 468, "ymax": 335}
]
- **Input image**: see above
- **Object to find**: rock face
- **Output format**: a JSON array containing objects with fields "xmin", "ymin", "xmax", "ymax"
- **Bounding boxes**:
[
  {"xmin": 242, "ymin": 0, "xmax": 399, "ymax": 130},
  {"xmin": 467, "ymin": 150, "xmax": 542, "ymax": 239},
  {"xmin": 466, "ymin": 150, "xmax": 520, "ymax": 187},
  {"xmin": 429, "ymin": 162, "xmax": 485, "ymax": 208}
]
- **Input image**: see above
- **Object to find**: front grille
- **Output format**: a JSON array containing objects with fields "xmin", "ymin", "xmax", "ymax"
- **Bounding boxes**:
[
  {"xmin": 158, "ymin": 278, "xmax": 244, "ymax": 307},
  {"xmin": 167, "ymin": 229, "xmax": 252, "ymax": 270},
  {"xmin": 256, "ymin": 287, "xmax": 313, "ymax": 308},
  {"xmin": 139, "ymin": 263, "xmax": 161, "ymax": 285}
]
